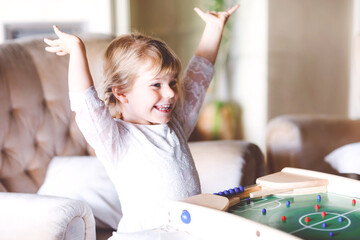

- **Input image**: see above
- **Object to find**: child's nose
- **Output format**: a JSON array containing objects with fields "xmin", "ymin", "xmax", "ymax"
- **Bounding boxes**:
[{"xmin": 162, "ymin": 85, "xmax": 175, "ymax": 98}]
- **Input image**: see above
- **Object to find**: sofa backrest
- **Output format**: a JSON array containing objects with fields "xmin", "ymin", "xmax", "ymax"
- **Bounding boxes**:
[{"xmin": 0, "ymin": 34, "xmax": 113, "ymax": 193}]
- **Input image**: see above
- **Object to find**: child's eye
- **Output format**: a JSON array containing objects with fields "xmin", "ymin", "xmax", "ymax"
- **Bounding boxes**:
[
  {"xmin": 152, "ymin": 83, "xmax": 161, "ymax": 88},
  {"xmin": 169, "ymin": 81, "xmax": 177, "ymax": 88}
]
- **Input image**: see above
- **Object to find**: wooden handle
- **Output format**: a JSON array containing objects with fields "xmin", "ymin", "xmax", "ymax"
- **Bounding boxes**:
[{"xmin": 227, "ymin": 184, "xmax": 262, "ymax": 208}]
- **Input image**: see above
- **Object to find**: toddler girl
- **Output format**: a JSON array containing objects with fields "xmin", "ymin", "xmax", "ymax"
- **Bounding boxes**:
[{"xmin": 44, "ymin": 4, "xmax": 239, "ymax": 237}]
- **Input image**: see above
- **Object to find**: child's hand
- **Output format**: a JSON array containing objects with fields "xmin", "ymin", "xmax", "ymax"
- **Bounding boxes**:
[
  {"xmin": 44, "ymin": 25, "xmax": 83, "ymax": 56},
  {"xmin": 194, "ymin": 4, "xmax": 240, "ymax": 28}
]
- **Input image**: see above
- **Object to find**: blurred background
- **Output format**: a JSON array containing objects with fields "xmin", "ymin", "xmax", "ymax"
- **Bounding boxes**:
[{"xmin": 0, "ymin": 0, "xmax": 359, "ymax": 151}]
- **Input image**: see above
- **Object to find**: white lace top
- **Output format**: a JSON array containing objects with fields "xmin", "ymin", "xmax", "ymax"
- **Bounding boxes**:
[{"xmin": 69, "ymin": 56, "xmax": 214, "ymax": 233}]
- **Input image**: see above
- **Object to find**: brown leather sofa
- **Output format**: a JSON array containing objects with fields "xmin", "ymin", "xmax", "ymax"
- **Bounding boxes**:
[
  {"xmin": 266, "ymin": 115, "xmax": 360, "ymax": 176},
  {"xmin": 0, "ymin": 35, "xmax": 265, "ymax": 239}
]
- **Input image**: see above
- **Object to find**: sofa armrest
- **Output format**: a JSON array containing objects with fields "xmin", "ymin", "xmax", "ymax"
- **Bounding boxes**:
[
  {"xmin": 0, "ymin": 193, "xmax": 95, "ymax": 240},
  {"xmin": 266, "ymin": 115, "xmax": 360, "ymax": 174},
  {"xmin": 189, "ymin": 140, "xmax": 265, "ymax": 193}
]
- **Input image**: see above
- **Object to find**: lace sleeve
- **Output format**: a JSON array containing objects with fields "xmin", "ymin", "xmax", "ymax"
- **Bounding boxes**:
[
  {"xmin": 175, "ymin": 56, "xmax": 214, "ymax": 139},
  {"xmin": 69, "ymin": 87, "xmax": 128, "ymax": 165}
]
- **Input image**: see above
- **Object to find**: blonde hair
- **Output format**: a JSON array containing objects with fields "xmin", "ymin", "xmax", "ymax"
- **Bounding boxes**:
[{"xmin": 100, "ymin": 33, "xmax": 182, "ymax": 118}]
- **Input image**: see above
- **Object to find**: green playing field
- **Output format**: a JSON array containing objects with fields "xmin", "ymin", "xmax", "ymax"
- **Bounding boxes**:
[{"xmin": 228, "ymin": 193, "xmax": 360, "ymax": 239}]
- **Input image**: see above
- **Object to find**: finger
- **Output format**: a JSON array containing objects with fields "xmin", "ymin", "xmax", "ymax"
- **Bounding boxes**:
[
  {"xmin": 45, "ymin": 46, "xmax": 63, "ymax": 53},
  {"xmin": 44, "ymin": 38, "xmax": 60, "ymax": 46},
  {"xmin": 44, "ymin": 38, "xmax": 53, "ymax": 45},
  {"xmin": 56, "ymin": 51, "xmax": 68, "ymax": 56},
  {"xmin": 53, "ymin": 25, "xmax": 64, "ymax": 38},
  {"xmin": 226, "ymin": 4, "xmax": 240, "ymax": 15},
  {"xmin": 194, "ymin": 7, "xmax": 206, "ymax": 18}
]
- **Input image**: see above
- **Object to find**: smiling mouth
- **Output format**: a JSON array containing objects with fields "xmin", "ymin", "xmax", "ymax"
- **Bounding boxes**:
[{"xmin": 154, "ymin": 104, "xmax": 172, "ymax": 113}]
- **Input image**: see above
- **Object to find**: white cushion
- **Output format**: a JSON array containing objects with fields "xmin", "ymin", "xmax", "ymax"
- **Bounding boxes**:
[
  {"xmin": 38, "ymin": 156, "xmax": 122, "ymax": 229},
  {"xmin": 325, "ymin": 142, "xmax": 360, "ymax": 174},
  {"xmin": 189, "ymin": 141, "xmax": 245, "ymax": 193}
]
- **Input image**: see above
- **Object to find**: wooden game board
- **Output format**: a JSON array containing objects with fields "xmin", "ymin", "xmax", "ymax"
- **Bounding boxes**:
[{"xmin": 167, "ymin": 168, "xmax": 360, "ymax": 239}]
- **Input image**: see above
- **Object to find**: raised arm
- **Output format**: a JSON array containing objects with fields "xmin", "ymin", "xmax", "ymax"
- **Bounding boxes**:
[
  {"xmin": 44, "ymin": 25, "xmax": 93, "ymax": 93},
  {"xmin": 194, "ymin": 4, "xmax": 239, "ymax": 65},
  {"xmin": 175, "ymin": 5, "xmax": 239, "ymax": 137}
]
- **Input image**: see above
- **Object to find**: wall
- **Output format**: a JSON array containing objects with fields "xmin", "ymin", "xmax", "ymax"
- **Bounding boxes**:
[
  {"xmin": 350, "ymin": 0, "xmax": 360, "ymax": 118},
  {"xmin": 231, "ymin": 0, "xmax": 268, "ymax": 150},
  {"xmin": 267, "ymin": 0, "xmax": 353, "ymax": 120},
  {"xmin": 0, "ymin": 0, "xmax": 114, "ymax": 42},
  {"xmin": 227, "ymin": 0, "xmax": 354, "ymax": 150},
  {"xmin": 129, "ymin": 0, "xmax": 203, "ymax": 68}
]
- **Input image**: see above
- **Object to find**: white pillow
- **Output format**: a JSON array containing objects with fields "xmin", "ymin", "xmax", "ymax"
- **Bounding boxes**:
[
  {"xmin": 325, "ymin": 142, "xmax": 360, "ymax": 174},
  {"xmin": 38, "ymin": 156, "xmax": 122, "ymax": 229}
]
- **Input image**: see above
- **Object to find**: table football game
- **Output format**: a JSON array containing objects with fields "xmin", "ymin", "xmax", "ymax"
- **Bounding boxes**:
[{"xmin": 168, "ymin": 168, "xmax": 360, "ymax": 239}]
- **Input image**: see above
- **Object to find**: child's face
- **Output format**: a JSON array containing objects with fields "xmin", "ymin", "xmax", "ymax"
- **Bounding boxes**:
[{"xmin": 118, "ymin": 67, "xmax": 179, "ymax": 125}]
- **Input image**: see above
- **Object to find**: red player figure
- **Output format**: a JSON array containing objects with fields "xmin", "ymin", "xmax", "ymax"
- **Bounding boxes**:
[{"xmin": 315, "ymin": 204, "xmax": 320, "ymax": 211}]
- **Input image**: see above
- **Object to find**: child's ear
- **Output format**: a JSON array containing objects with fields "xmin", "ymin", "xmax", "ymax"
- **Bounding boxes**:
[{"xmin": 112, "ymin": 87, "xmax": 128, "ymax": 104}]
